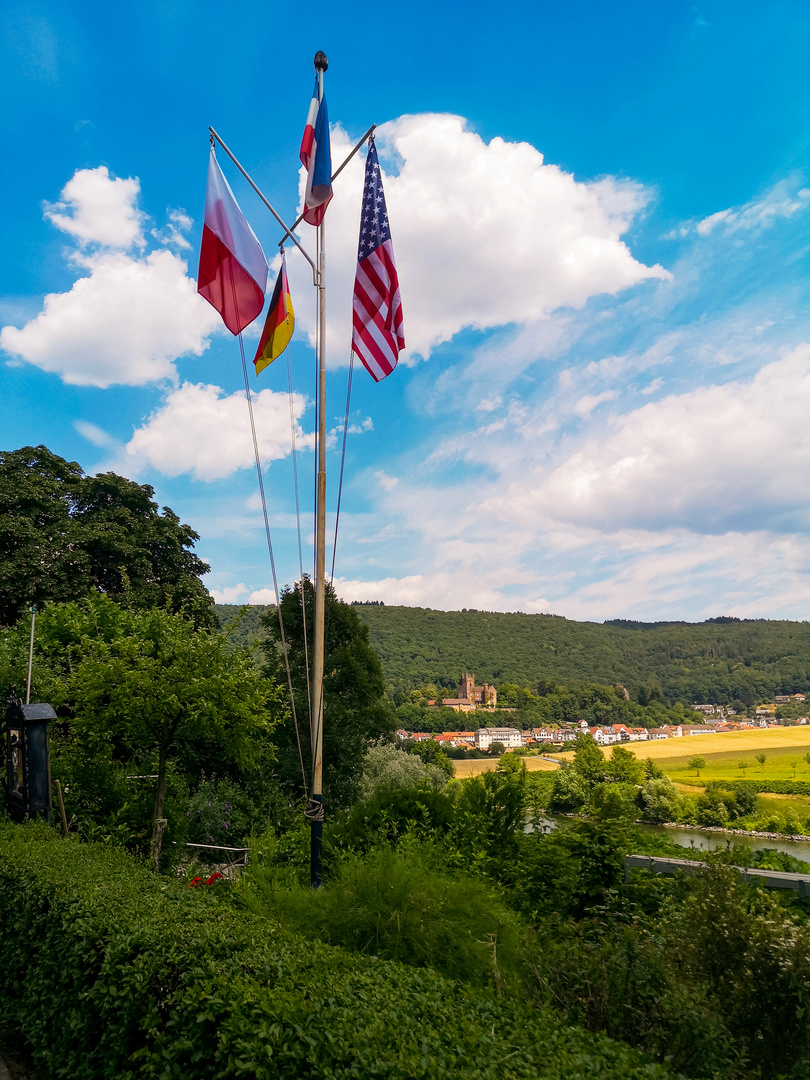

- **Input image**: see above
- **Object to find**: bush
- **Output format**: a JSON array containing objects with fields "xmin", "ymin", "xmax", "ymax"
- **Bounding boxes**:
[
  {"xmin": 0, "ymin": 821, "xmax": 674, "ymax": 1080},
  {"xmin": 548, "ymin": 764, "xmax": 590, "ymax": 812},
  {"xmin": 243, "ymin": 841, "xmax": 526, "ymax": 992},
  {"xmin": 359, "ymin": 742, "xmax": 448, "ymax": 799},
  {"xmin": 641, "ymin": 776, "xmax": 680, "ymax": 823}
]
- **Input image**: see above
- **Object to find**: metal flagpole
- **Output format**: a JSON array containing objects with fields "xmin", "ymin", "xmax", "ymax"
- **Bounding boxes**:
[{"xmin": 309, "ymin": 49, "xmax": 328, "ymax": 888}]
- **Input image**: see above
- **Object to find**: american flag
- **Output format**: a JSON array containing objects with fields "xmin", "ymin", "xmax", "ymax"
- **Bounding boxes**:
[{"xmin": 352, "ymin": 139, "xmax": 404, "ymax": 381}]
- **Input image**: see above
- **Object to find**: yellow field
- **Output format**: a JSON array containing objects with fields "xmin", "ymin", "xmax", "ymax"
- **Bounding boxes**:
[
  {"xmin": 556, "ymin": 727, "xmax": 810, "ymax": 785},
  {"xmin": 452, "ymin": 755, "xmax": 559, "ymax": 779}
]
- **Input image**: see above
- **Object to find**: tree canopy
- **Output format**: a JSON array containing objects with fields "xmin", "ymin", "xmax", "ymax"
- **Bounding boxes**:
[{"xmin": 0, "ymin": 445, "xmax": 214, "ymax": 627}]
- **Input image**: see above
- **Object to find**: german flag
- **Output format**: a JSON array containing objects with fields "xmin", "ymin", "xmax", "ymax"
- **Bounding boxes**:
[{"xmin": 253, "ymin": 256, "xmax": 294, "ymax": 375}]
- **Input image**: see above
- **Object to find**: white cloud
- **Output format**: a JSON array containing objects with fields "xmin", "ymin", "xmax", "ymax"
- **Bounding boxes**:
[
  {"xmin": 0, "ymin": 250, "xmax": 219, "ymax": 387},
  {"xmin": 247, "ymin": 588, "xmax": 278, "ymax": 605},
  {"xmin": 124, "ymin": 381, "xmax": 311, "ymax": 481},
  {"xmin": 286, "ymin": 115, "xmax": 669, "ymax": 366},
  {"xmin": 209, "ymin": 583, "xmax": 250, "ymax": 603},
  {"xmin": 43, "ymin": 166, "xmax": 145, "ymax": 248},
  {"xmin": 73, "ymin": 420, "xmax": 118, "ymax": 448},
  {"xmin": 492, "ymin": 342, "xmax": 810, "ymax": 534},
  {"xmin": 151, "ymin": 207, "xmax": 193, "ymax": 249},
  {"xmin": 694, "ymin": 180, "xmax": 810, "ymax": 237},
  {"xmin": 572, "ymin": 390, "xmax": 617, "ymax": 418}
]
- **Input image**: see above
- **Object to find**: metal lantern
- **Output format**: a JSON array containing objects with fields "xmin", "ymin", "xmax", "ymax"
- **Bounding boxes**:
[{"xmin": 5, "ymin": 695, "xmax": 55, "ymax": 821}]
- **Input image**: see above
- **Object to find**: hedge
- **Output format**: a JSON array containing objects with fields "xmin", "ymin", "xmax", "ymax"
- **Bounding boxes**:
[{"xmin": 0, "ymin": 822, "xmax": 673, "ymax": 1080}]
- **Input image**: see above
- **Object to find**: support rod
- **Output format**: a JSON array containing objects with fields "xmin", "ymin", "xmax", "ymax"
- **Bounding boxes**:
[
  {"xmin": 25, "ymin": 605, "xmax": 35, "ymax": 705},
  {"xmin": 208, "ymin": 125, "xmax": 318, "ymax": 283}
]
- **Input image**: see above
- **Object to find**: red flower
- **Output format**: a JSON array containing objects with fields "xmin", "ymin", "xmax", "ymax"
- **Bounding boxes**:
[
  {"xmin": 189, "ymin": 876, "xmax": 203, "ymax": 889},
  {"xmin": 205, "ymin": 872, "xmax": 224, "ymax": 885}
]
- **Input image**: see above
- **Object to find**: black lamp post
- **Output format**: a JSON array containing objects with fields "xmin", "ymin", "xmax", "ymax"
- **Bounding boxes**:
[{"xmin": 5, "ymin": 693, "xmax": 55, "ymax": 821}]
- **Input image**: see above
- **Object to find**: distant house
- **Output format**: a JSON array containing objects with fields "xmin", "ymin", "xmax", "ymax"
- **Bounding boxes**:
[
  {"xmin": 792, "ymin": 694, "xmax": 806, "ymax": 702},
  {"xmin": 647, "ymin": 728, "xmax": 669, "ymax": 740},
  {"xmin": 774, "ymin": 695, "xmax": 791, "ymax": 705},
  {"xmin": 475, "ymin": 727, "xmax": 522, "ymax": 750}
]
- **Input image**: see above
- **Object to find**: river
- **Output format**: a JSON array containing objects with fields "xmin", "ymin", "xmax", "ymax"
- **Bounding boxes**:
[{"xmin": 532, "ymin": 815, "xmax": 810, "ymax": 862}]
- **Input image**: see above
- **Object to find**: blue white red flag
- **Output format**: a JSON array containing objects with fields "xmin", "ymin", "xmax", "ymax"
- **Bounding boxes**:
[
  {"xmin": 299, "ymin": 79, "xmax": 333, "ymax": 226},
  {"xmin": 352, "ymin": 139, "xmax": 404, "ymax": 382},
  {"xmin": 197, "ymin": 148, "xmax": 268, "ymax": 335}
]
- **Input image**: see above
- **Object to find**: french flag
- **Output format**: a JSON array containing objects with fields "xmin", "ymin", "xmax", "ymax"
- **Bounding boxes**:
[
  {"xmin": 197, "ymin": 149, "xmax": 267, "ymax": 335},
  {"xmin": 300, "ymin": 79, "xmax": 333, "ymax": 226}
]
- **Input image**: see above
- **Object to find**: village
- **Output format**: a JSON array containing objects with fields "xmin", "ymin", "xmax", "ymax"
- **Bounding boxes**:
[{"xmin": 396, "ymin": 674, "xmax": 810, "ymax": 751}]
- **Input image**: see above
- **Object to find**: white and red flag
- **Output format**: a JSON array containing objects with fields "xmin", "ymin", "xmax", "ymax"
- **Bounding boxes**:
[
  {"xmin": 197, "ymin": 148, "xmax": 268, "ymax": 335},
  {"xmin": 351, "ymin": 139, "xmax": 404, "ymax": 382},
  {"xmin": 299, "ymin": 79, "xmax": 333, "ymax": 226}
]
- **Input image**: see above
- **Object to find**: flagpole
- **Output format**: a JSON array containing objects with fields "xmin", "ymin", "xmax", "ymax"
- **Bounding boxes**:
[{"xmin": 309, "ymin": 49, "xmax": 328, "ymax": 888}]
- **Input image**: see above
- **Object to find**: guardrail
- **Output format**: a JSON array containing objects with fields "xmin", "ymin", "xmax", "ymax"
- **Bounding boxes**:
[{"xmin": 624, "ymin": 853, "xmax": 810, "ymax": 895}]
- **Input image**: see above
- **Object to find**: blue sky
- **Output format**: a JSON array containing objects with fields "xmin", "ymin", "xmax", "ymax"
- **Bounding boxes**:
[{"xmin": 3, "ymin": 1, "xmax": 810, "ymax": 620}]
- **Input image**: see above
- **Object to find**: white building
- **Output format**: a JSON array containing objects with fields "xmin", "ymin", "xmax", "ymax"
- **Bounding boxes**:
[{"xmin": 475, "ymin": 727, "xmax": 522, "ymax": 750}]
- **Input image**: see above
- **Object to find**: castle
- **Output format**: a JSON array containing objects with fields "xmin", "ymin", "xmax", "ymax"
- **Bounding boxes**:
[{"xmin": 427, "ymin": 673, "xmax": 497, "ymax": 712}]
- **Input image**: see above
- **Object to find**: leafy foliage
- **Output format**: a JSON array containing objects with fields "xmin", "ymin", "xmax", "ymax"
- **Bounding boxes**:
[
  {"xmin": 348, "ymin": 603, "xmax": 810, "ymax": 706},
  {"xmin": 0, "ymin": 822, "xmax": 673, "ymax": 1080},
  {"xmin": 0, "ymin": 445, "xmax": 215, "ymax": 628}
]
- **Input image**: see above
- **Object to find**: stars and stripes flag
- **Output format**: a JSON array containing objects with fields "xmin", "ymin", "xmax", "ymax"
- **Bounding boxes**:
[
  {"xmin": 300, "ymin": 79, "xmax": 333, "ymax": 226},
  {"xmin": 197, "ymin": 148, "xmax": 268, "ymax": 335},
  {"xmin": 352, "ymin": 139, "xmax": 404, "ymax": 382}
]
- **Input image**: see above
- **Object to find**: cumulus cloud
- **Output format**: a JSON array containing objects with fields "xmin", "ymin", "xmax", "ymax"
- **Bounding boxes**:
[
  {"xmin": 43, "ymin": 166, "xmax": 145, "ymax": 248},
  {"xmin": 490, "ymin": 343, "xmax": 810, "ymax": 534},
  {"xmin": 286, "ymin": 114, "xmax": 669, "ymax": 365},
  {"xmin": 124, "ymin": 381, "xmax": 311, "ymax": 481},
  {"xmin": 0, "ymin": 250, "xmax": 219, "ymax": 386},
  {"xmin": 209, "ymin": 583, "xmax": 250, "ymax": 603}
]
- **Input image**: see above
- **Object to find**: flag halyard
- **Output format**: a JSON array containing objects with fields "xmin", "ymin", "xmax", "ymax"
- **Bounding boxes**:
[
  {"xmin": 352, "ymin": 139, "xmax": 404, "ymax": 381},
  {"xmin": 198, "ymin": 148, "xmax": 268, "ymax": 335}
]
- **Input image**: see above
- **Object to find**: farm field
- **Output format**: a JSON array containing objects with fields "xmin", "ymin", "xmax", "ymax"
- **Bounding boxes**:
[
  {"xmin": 452, "ymin": 755, "xmax": 559, "ymax": 779},
  {"xmin": 558, "ymin": 727, "xmax": 810, "ymax": 789}
]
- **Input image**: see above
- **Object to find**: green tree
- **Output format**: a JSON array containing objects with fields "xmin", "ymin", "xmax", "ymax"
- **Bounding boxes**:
[
  {"xmin": 488, "ymin": 740, "xmax": 506, "ymax": 756},
  {"xmin": 0, "ymin": 445, "xmax": 215, "ymax": 627},
  {"xmin": 605, "ymin": 745, "xmax": 643, "ymax": 784},
  {"xmin": 572, "ymin": 732, "xmax": 605, "ymax": 782},
  {"xmin": 804, "ymin": 751, "xmax": 810, "ymax": 774},
  {"xmin": 261, "ymin": 577, "xmax": 394, "ymax": 810},
  {"xmin": 12, "ymin": 594, "xmax": 278, "ymax": 867},
  {"xmin": 408, "ymin": 738, "xmax": 454, "ymax": 779},
  {"xmin": 687, "ymin": 755, "xmax": 706, "ymax": 777},
  {"xmin": 738, "ymin": 760, "xmax": 750, "ymax": 777},
  {"xmin": 756, "ymin": 753, "xmax": 767, "ymax": 769}
]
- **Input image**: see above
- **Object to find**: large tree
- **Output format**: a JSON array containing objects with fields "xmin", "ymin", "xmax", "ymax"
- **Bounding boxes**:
[
  {"xmin": 261, "ymin": 577, "xmax": 394, "ymax": 810},
  {"xmin": 0, "ymin": 445, "xmax": 214, "ymax": 627}
]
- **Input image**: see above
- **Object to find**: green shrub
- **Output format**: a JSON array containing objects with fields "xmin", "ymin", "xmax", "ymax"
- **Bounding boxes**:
[
  {"xmin": 0, "ymin": 821, "xmax": 673, "ymax": 1080},
  {"xmin": 243, "ymin": 841, "xmax": 525, "ymax": 992}
]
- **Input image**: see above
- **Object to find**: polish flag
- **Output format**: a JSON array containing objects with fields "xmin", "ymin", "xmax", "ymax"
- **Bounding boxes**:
[{"xmin": 197, "ymin": 149, "xmax": 267, "ymax": 335}]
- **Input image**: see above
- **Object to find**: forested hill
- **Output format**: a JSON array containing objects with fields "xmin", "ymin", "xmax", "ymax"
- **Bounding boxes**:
[{"xmin": 349, "ymin": 606, "xmax": 810, "ymax": 706}]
